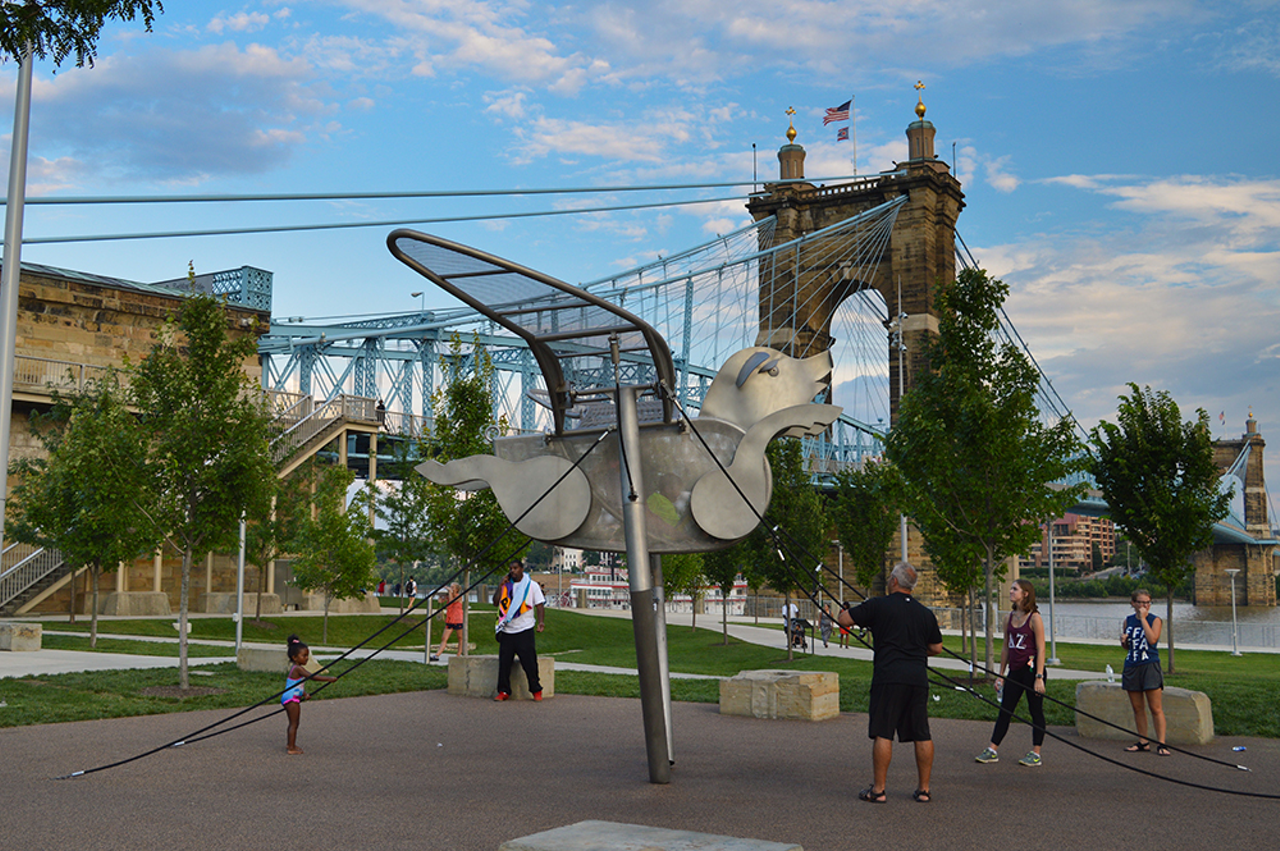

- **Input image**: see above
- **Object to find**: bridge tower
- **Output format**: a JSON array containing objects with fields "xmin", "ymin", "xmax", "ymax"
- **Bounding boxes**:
[
  {"xmin": 746, "ymin": 95, "xmax": 965, "ymax": 424},
  {"xmin": 1193, "ymin": 414, "xmax": 1277, "ymax": 607}
]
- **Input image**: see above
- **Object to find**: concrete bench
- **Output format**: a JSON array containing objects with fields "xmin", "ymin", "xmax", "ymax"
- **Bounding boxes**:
[
  {"xmin": 500, "ymin": 820, "xmax": 801, "ymax": 851},
  {"xmin": 719, "ymin": 670, "xmax": 839, "ymax": 721},
  {"xmin": 0, "ymin": 621, "xmax": 42, "ymax": 651},
  {"xmin": 1075, "ymin": 680, "xmax": 1214, "ymax": 745},
  {"xmin": 448, "ymin": 654, "xmax": 554, "ymax": 700}
]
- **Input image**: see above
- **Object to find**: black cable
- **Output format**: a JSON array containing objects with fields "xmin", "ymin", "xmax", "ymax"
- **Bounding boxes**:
[{"xmin": 54, "ymin": 428, "xmax": 611, "ymax": 779}]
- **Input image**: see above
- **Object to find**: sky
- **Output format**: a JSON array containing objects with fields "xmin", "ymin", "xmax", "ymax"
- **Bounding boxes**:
[{"xmin": 2, "ymin": 0, "xmax": 1278, "ymax": 501}]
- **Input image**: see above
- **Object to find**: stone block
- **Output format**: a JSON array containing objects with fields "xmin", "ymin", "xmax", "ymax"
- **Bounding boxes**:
[
  {"xmin": 200, "ymin": 592, "xmax": 283, "ymax": 615},
  {"xmin": 719, "ymin": 670, "xmax": 839, "ymax": 721},
  {"xmin": 300, "ymin": 592, "xmax": 381, "ymax": 613},
  {"xmin": 1075, "ymin": 680, "xmax": 1214, "ymax": 745},
  {"xmin": 238, "ymin": 646, "xmax": 331, "ymax": 675},
  {"xmin": 99, "ymin": 591, "xmax": 171, "ymax": 616},
  {"xmin": 448, "ymin": 654, "xmax": 554, "ymax": 700},
  {"xmin": 499, "ymin": 820, "xmax": 802, "ymax": 851},
  {"xmin": 0, "ymin": 621, "xmax": 42, "ymax": 651}
]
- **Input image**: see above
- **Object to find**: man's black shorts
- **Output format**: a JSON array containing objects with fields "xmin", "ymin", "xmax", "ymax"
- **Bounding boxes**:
[{"xmin": 867, "ymin": 682, "xmax": 931, "ymax": 742}]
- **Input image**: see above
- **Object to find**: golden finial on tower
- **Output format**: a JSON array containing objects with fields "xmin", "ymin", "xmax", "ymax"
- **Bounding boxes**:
[
  {"xmin": 914, "ymin": 80, "xmax": 926, "ymax": 120},
  {"xmin": 785, "ymin": 106, "xmax": 797, "ymax": 143}
]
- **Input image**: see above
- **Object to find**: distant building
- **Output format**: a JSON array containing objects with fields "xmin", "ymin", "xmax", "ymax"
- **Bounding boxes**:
[
  {"xmin": 1020, "ymin": 513, "xmax": 1117, "ymax": 573},
  {"xmin": 567, "ymin": 564, "xmax": 748, "ymax": 614}
]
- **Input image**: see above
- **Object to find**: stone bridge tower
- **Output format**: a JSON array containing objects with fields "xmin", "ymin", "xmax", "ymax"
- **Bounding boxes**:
[
  {"xmin": 1193, "ymin": 414, "xmax": 1277, "ymax": 607},
  {"xmin": 745, "ymin": 96, "xmax": 965, "ymax": 423}
]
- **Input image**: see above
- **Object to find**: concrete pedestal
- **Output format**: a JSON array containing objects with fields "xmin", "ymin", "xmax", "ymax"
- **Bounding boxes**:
[
  {"xmin": 300, "ymin": 592, "xmax": 382, "ymax": 614},
  {"xmin": 499, "ymin": 820, "xmax": 802, "ymax": 851},
  {"xmin": 719, "ymin": 670, "xmax": 839, "ymax": 721},
  {"xmin": 448, "ymin": 654, "xmax": 554, "ymax": 700},
  {"xmin": 0, "ymin": 621, "xmax": 42, "ymax": 651},
  {"xmin": 99, "ymin": 591, "xmax": 171, "ymax": 616},
  {"xmin": 201, "ymin": 592, "xmax": 282, "ymax": 615},
  {"xmin": 1075, "ymin": 680, "xmax": 1214, "ymax": 745}
]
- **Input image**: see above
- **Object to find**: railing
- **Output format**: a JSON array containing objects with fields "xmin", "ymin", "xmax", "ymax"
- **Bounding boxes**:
[
  {"xmin": 13, "ymin": 355, "xmax": 115, "ymax": 395},
  {"xmin": 272, "ymin": 393, "xmax": 380, "ymax": 463},
  {"xmin": 1, "ymin": 541, "xmax": 39, "ymax": 573},
  {"xmin": 380, "ymin": 409, "xmax": 429, "ymax": 440},
  {"xmin": 0, "ymin": 546, "xmax": 66, "ymax": 611}
]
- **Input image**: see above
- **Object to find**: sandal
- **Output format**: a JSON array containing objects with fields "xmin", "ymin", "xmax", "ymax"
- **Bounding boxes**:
[
  {"xmin": 1124, "ymin": 741, "xmax": 1150, "ymax": 752},
  {"xmin": 912, "ymin": 789, "xmax": 932, "ymax": 803},
  {"xmin": 1156, "ymin": 745, "xmax": 1172, "ymax": 756},
  {"xmin": 858, "ymin": 786, "xmax": 887, "ymax": 803}
]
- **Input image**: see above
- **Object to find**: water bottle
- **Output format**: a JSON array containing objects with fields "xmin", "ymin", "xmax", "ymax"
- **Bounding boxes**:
[
  {"xmin": 1233, "ymin": 746, "xmax": 1247, "ymax": 752},
  {"xmin": 995, "ymin": 679, "xmax": 1003, "ymax": 703},
  {"xmin": 1106, "ymin": 664, "xmax": 1115, "ymax": 683}
]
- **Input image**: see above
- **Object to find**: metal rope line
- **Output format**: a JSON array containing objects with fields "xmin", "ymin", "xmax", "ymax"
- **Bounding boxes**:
[
  {"xmin": 10, "ymin": 194, "xmax": 750, "ymax": 247},
  {"xmin": 660, "ymin": 383, "xmax": 1278, "ymax": 794},
  {"xmin": 53, "ymin": 428, "xmax": 612, "ymax": 779},
  {"xmin": 11, "ymin": 175, "xmax": 877, "ymax": 208}
]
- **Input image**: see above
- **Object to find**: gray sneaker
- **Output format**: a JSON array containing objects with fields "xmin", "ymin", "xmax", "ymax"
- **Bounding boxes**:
[
  {"xmin": 975, "ymin": 747, "xmax": 999, "ymax": 764},
  {"xmin": 1018, "ymin": 752, "xmax": 1042, "ymax": 767}
]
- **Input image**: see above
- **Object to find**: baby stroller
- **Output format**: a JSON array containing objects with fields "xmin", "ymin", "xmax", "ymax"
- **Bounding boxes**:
[{"xmin": 788, "ymin": 618, "xmax": 811, "ymax": 650}]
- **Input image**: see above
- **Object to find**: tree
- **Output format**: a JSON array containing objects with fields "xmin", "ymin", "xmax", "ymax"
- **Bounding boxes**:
[
  {"xmin": 1091, "ymin": 384, "xmax": 1229, "ymax": 673},
  {"xmin": 703, "ymin": 544, "xmax": 745, "ymax": 645},
  {"xmin": 831, "ymin": 459, "xmax": 900, "ymax": 592},
  {"xmin": 374, "ymin": 441, "xmax": 434, "ymax": 614},
  {"xmin": 7, "ymin": 373, "xmax": 157, "ymax": 646},
  {"xmin": 745, "ymin": 437, "xmax": 828, "ymax": 660},
  {"xmin": 290, "ymin": 465, "xmax": 377, "ymax": 643},
  {"xmin": 887, "ymin": 267, "xmax": 1086, "ymax": 675},
  {"xmin": 662, "ymin": 552, "xmax": 706, "ymax": 630},
  {"xmin": 244, "ymin": 463, "xmax": 313, "ymax": 625},
  {"xmin": 130, "ymin": 291, "xmax": 276, "ymax": 689},
  {"xmin": 0, "ymin": 1, "xmax": 163, "ymax": 68}
]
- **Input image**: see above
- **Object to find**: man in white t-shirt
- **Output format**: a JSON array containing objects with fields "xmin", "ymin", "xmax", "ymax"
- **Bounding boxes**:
[
  {"xmin": 491, "ymin": 559, "xmax": 547, "ymax": 701},
  {"xmin": 783, "ymin": 601, "xmax": 799, "ymax": 646}
]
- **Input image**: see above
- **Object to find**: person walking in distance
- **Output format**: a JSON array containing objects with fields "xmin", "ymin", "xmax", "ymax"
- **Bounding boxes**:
[
  {"xmin": 975, "ymin": 579, "xmax": 1048, "ymax": 767},
  {"xmin": 492, "ymin": 559, "xmax": 546, "ymax": 701},
  {"xmin": 431, "ymin": 582, "xmax": 465, "ymax": 662},
  {"xmin": 837, "ymin": 562, "xmax": 943, "ymax": 803}
]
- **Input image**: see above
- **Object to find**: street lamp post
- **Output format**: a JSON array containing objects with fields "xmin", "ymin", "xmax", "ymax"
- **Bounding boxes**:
[
  {"xmin": 1046, "ymin": 519, "xmax": 1060, "ymax": 665},
  {"xmin": 1225, "ymin": 568, "xmax": 1242, "ymax": 656},
  {"xmin": 411, "ymin": 291, "xmax": 424, "ymax": 311}
]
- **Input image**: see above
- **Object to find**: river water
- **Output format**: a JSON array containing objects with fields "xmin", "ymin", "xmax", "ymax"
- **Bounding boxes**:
[{"xmin": 940, "ymin": 599, "xmax": 1280, "ymax": 650}]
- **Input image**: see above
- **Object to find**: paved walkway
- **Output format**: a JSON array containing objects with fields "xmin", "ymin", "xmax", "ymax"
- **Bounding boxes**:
[{"xmin": 3, "ymin": 609, "xmax": 1278, "ymax": 849}]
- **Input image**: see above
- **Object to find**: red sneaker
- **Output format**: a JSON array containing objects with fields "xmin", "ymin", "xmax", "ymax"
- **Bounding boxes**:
[
  {"xmin": 533, "ymin": 690, "xmax": 543, "ymax": 702},
  {"xmin": 494, "ymin": 691, "xmax": 509, "ymax": 702}
]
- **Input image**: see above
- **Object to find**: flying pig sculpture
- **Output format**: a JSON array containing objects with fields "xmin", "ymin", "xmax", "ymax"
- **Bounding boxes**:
[{"xmin": 416, "ymin": 346, "xmax": 840, "ymax": 553}]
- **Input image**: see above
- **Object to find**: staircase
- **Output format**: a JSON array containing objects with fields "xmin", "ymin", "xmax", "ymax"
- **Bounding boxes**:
[{"xmin": 0, "ymin": 544, "xmax": 68, "ymax": 616}]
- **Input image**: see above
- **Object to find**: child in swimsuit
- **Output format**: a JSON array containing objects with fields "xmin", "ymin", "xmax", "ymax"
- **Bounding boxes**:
[{"xmin": 284, "ymin": 634, "xmax": 336, "ymax": 755}]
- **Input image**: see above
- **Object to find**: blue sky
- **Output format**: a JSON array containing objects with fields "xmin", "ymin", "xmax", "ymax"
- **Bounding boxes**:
[{"xmin": 3, "ymin": 1, "xmax": 1279, "ymax": 498}]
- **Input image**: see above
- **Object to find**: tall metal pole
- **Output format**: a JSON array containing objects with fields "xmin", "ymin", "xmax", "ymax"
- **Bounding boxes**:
[
  {"xmin": 650, "ymin": 553, "xmax": 674, "ymax": 766},
  {"xmin": 235, "ymin": 515, "xmax": 246, "ymax": 653},
  {"xmin": 893, "ymin": 277, "xmax": 908, "ymax": 563},
  {"xmin": 0, "ymin": 43, "xmax": 34, "ymax": 554},
  {"xmin": 616, "ymin": 381, "xmax": 671, "ymax": 783},
  {"xmin": 1046, "ymin": 519, "xmax": 1059, "ymax": 665},
  {"xmin": 1226, "ymin": 568, "xmax": 1242, "ymax": 656}
]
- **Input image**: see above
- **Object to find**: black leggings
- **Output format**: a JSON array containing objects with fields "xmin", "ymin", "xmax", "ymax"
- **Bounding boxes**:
[{"xmin": 990, "ymin": 665, "xmax": 1046, "ymax": 747}]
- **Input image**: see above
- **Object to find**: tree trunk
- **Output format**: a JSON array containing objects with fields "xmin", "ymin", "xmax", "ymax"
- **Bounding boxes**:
[
  {"xmin": 68, "ymin": 564, "xmax": 77, "ymax": 625},
  {"xmin": 983, "ymin": 547, "xmax": 996, "ymax": 676},
  {"xmin": 323, "ymin": 593, "xmax": 331, "ymax": 644},
  {"xmin": 461, "ymin": 566, "xmax": 470, "ymax": 657},
  {"xmin": 89, "ymin": 563, "xmax": 101, "ymax": 649},
  {"xmin": 179, "ymin": 547, "xmax": 192, "ymax": 690},
  {"xmin": 691, "ymin": 593, "xmax": 697, "ymax": 632},
  {"xmin": 1165, "ymin": 590, "xmax": 1175, "ymax": 674},
  {"xmin": 785, "ymin": 590, "xmax": 793, "ymax": 662},
  {"xmin": 722, "ymin": 590, "xmax": 729, "ymax": 645}
]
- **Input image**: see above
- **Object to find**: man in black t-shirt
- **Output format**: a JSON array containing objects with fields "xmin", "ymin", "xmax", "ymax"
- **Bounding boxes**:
[{"xmin": 837, "ymin": 561, "xmax": 943, "ymax": 804}]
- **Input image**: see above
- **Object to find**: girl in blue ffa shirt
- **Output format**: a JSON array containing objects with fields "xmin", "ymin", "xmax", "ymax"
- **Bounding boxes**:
[{"xmin": 1120, "ymin": 590, "xmax": 1168, "ymax": 756}]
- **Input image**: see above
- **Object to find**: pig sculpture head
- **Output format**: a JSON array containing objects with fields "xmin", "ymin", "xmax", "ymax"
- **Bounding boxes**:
[{"xmin": 699, "ymin": 347, "xmax": 832, "ymax": 433}]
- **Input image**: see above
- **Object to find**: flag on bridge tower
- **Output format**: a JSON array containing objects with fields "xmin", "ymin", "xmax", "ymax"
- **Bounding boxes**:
[
  {"xmin": 836, "ymin": 127, "xmax": 849, "ymax": 141},
  {"xmin": 824, "ymin": 99, "xmax": 851, "ymax": 125}
]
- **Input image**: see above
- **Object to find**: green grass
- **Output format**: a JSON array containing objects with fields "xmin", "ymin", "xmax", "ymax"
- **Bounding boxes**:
[{"xmin": 8, "ymin": 608, "xmax": 1279, "ymax": 737}]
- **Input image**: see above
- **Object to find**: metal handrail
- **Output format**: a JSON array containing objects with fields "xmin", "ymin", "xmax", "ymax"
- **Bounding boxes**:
[
  {"xmin": 0, "ymin": 546, "xmax": 66, "ymax": 611},
  {"xmin": 272, "ymin": 393, "xmax": 380, "ymax": 462},
  {"xmin": 13, "ymin": 354, "xmax": 116, "ymax": 395}
]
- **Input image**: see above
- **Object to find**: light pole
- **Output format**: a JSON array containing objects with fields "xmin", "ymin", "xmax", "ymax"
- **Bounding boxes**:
[
  {"xmin": 888, "ymin": 299, "xmax": 908, "ymax": 563},
  {"xmin": 1225, "ymin": 568, "xmax": 1242, "ymax": 656},
  {"xmin": 411, "ymin": 291, "xmax": 424, "ymax": 311},
  {"xmin": 1046, "ymin": 519, "xmax": 1060, "ymax": 665}
]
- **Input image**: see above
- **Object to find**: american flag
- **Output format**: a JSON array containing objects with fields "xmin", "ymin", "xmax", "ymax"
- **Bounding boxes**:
[
  {"xmin": 836, "ymin": 127, "xmax": 849, "ymax": 141},
  {"xmin": 824, "ymin": 99, "xmax": 851, "ymax": 125}
]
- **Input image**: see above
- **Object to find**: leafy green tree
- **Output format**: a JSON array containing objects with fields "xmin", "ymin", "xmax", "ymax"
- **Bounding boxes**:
[
  {"xmin": 745, "ymin": 437, "xmax": 828, "ymax": 660},
  {"xmin": 662, "ymin": 551, "xmax": 706, "ymax": 630},
  {"xmin": 703, "ymin": 544, "xmax": 745, "ymax": 644},
  {"xmin": 0, "ymin": 0, "xmax": 163, "ymax": 67},
  {"xmin": 374, "ymin": 441, "xmax": 434, "ymax": 614},
  {"xmin": 887, "ymin": 267, "xmax": 1086, "ymax": 674},
  {"xmin": 130, "ymin": 291, "xmax": 276, "ymax": 688},
  {"xmin": 831, "ymin": 459, "xmax": 900, "ymax": 592},
  {"xmin": 1091, "ymin": 384, "xmax": 1230, "ymax": 672},
  {"xmin": 244, "ymin": 464, "xmax": 313, "ymax": 625},
  {"xmin": 290, "ymin": 465, "xmax": 377, "ymax": 643},
  {"xmin": 422, "ymin": 340, "xmax": 526, "ymax": 580},
  {"xmin": 8, "ymin": 373, "xmax": 157, "ymax": 646}
]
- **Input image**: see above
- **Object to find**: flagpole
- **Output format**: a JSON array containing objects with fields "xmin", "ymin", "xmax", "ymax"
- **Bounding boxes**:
[{"xmin": 851, "ymin": 95, "xmax": 857, "ymax": 175}]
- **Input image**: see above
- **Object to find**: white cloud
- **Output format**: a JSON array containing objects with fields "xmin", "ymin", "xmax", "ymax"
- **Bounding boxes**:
[{"xmin": 209, "ymin": 11, "xmax": 271, "ymax": 34}]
